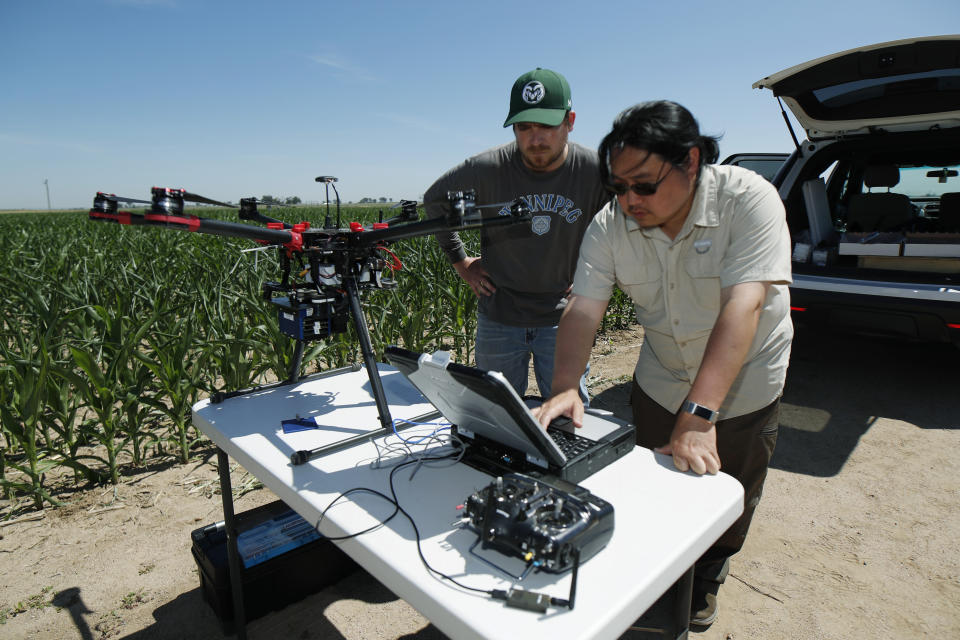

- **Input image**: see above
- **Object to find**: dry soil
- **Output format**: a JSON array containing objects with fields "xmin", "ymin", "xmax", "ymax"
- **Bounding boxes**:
[{"xmin": 1, "ymin": 324, "xmax": 958, "ymax": 639}]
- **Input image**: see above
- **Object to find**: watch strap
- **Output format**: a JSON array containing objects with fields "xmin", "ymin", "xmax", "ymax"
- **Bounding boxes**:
[{"xmin": 682, "ymin": 400, "xmax": 720, "ymax": 424}]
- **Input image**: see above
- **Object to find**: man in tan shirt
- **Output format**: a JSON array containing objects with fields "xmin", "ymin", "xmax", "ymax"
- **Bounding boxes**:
[{"xmin": 535, "ymin": 100, "xmax": 793, "ymax": 628}]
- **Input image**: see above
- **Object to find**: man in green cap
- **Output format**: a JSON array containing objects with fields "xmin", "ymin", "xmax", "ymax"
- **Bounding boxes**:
[{"xmin": 425, "ymin": 68, "xmax": 608, "ymax": 401}]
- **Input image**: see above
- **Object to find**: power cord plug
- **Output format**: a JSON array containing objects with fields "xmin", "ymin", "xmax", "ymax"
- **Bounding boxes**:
[{"xmin": 489, "ymin": 588, "xmax": 561, "ymax": 613}]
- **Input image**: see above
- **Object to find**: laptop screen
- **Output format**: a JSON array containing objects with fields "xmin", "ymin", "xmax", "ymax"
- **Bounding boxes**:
[{"xmin": 384, "ymin": 347, "xmax": 567, "ymax": 468}]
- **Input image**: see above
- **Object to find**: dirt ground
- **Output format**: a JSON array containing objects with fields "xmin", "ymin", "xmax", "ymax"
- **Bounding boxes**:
[{"xmin": 1, "ymin": 323, "xmax": 958, "ymax": 639}]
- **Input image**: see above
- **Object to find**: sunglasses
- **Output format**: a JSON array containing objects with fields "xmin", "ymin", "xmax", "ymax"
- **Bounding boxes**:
[{"xmin": 604, "ymin": 162, "xmax": 675, "ymax": 197}]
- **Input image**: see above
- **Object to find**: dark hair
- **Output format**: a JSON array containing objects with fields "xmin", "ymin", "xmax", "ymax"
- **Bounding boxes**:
[{"xmin": 598, "ymin": 100, "xmax": 720, "ymax": 186}]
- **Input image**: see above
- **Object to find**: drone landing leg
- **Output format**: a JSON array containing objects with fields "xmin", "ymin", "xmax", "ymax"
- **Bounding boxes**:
[
  {"xmin": 344, "ymin": 275, "xmax": 394, "ymax": 432},
  {"xmin": 290, "ymin": 276, "xmax": 435, "ymax": 466},
  {"xmin": 209, "ymin": 339, "xmax": 331, "ymax": 404},
  {"xmin": 288, "ymin": 339, "xmax": 305, "ymax": 383}
]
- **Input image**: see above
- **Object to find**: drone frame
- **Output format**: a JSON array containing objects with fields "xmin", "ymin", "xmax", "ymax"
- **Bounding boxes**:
[{"xmin": 89, "ymin": 184, "xmax": 530, "ymax": 464}]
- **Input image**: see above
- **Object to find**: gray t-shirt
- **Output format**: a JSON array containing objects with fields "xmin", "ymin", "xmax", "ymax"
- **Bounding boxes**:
[{"xmin": 424, "ymin": 141, "xmax": 608, "ymax": 326}]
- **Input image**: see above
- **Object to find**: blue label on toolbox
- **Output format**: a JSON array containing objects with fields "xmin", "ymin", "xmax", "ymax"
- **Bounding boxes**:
[{"xmin": 237, "ymin": 509, "xmax": 322, "ymax": 568}]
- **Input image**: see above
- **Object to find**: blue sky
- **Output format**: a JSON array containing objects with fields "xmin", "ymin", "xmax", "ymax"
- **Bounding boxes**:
[{"xmin": 1, "ymin": 1, "xmax": 956, "ymax": 209}]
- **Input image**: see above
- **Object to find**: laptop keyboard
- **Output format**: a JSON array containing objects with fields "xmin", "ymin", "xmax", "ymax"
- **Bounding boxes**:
[{"xmin": 546, "ymin": 425, "xmax": 594, "ymax": 458}]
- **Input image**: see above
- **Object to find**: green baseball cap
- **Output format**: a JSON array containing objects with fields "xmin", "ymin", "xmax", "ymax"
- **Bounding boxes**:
[{"xmin": 503, "ymin": 68, "xmax": 572, "ymax": 128}]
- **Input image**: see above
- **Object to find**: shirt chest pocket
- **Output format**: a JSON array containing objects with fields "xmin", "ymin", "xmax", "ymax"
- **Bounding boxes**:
[
  {"xmin": 616, "ymin": 261, "xmax": 662, "ymax": 310},
  {"xmin": 683, "ymin": 248, "xmax": 722, "ymax": 310}
]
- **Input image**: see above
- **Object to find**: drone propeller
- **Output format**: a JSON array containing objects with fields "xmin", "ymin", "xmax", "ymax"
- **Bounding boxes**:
[
  {"xmin": 475, "ymin": 199, "xmax": 530, "ymax": 210},
  {"xmin": 179, "ymin": 190, "xmax": 236, "ymax": 209},
  {"xmin": 388, "ymin": 199, "xmax": 419, "ymax": 209},
  {"xmin": 378, "ymin": 199, "xmax": 421, "ymax": 225},
  {"xmin": 96, "ymin": 192, "xmax": 153, "ymax": 206},
  {"xmin": 355, "ymin": 191, "xmax": 530, "ymax": 247},
  {"xmin": 381, "ymin": 197, "xmax": 519, "ymax": 226},
  {"xmin": 244, "ymin": 198, "xmax": 303, "ymax": 206},
  {"xmin": 421, "ymin": 197, "xmax": 527, "ymax": 211},
  {"xmin": 91, "ymin": 192, "xmax": 155, "ymax": 215},
  {"xmin": 238, "ymin": 197, "xmax": 294, "ymax": 227}
]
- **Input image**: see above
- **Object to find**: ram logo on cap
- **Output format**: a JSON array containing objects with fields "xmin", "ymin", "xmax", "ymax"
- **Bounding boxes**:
[{"xmin": 522, "ymin": 81, "xmax": 545, "ymax": 105}]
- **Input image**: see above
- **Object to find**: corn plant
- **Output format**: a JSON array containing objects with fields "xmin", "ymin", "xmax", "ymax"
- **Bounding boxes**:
[
  {"xmin": 600, "ymin": 287, "xmax": 637, "ymax": 333},
  {"xmin": 0, "ymin": 206, "xmax": 637, "ymax": 507},
  {"xmin": 0, "ymin": 337, "xmax": 60, "ymax": 509},
  {"xmin": 61, "ymin": 303, "xmax": 161, "ymax": 483},
  {"xmin": 41, "ymin": 363, "xmax": 103, "ymax": 485},
  {"xmin": 135, "ymin": 310, "xmax": 206, "ymax": 463}
]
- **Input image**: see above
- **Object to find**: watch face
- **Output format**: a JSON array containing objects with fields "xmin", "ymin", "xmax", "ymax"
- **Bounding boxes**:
[{"xmin": 684, "ymin": 401, "xmax": 718, "ymax": 423}]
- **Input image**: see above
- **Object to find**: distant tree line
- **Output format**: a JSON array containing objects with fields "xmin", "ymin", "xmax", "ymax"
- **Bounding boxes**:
[
  {"xmin": 260, "ymin": 195, "xmax": 302, "ymax": 205},
  {"xmin": 253, "ymin": 196, "xmax": 398, "ymax": 205}
]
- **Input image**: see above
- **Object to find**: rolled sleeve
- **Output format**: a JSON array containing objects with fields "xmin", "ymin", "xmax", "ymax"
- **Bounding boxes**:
[{"xmin": 572, "ymin": 203, "xmax": 619, "ymax": 302}]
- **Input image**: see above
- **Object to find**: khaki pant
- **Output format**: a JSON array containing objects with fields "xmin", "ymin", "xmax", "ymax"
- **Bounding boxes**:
[{"xmin": 630, "ymin": 381, "xmax": 780, "ymax": 586}]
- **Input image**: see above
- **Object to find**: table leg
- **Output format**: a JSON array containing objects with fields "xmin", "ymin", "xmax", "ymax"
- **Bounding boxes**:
[
  {"xmin": 217, "ymin": 448, "xmax": 247, "ymax": 639},
  {"xmin": 671, "ymin": 566, "xmax": 694, "ymax": 640},
  {"xmin": 624, "ymin": 566, "xmax": 693, "ymax": 638}
]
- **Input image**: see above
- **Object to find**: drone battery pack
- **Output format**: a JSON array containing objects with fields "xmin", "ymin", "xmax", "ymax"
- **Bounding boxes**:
[
  {"xmin": 190, "ymin": 499, "xmax": 359, "ymax": 632},
  {"xmin": 275, "ymin": 297, "xmax": 326, "ymax": 341},
  {"xmin": 273, "ymin": 296, "xmax": 348, "ymax": 341}
]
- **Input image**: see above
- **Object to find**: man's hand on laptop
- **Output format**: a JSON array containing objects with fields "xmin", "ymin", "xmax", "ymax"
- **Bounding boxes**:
[{"xmin": 532, "ymin": 389, "xmax": 584, "ymax": 430}]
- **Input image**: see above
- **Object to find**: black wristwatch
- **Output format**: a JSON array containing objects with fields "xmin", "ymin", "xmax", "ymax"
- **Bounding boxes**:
[{"xmin": 682, "ymin": 400, "xmax": 720, "ymax": 424}]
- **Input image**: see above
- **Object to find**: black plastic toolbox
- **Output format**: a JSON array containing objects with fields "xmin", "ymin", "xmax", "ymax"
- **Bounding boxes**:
[{"xmin": 190, "ymin": 499, "xmax": 359, "ymax": 632}]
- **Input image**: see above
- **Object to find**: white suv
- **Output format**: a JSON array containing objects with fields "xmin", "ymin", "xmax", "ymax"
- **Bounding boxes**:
[{"xmin": 751, "ymin": 35, "xmax": 960, "ymax": 346}]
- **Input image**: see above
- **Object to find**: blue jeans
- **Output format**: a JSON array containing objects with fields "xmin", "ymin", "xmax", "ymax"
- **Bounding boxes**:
[{"xmin": 475, "ymin": 313, "xmax": 590, "ymax": 403}]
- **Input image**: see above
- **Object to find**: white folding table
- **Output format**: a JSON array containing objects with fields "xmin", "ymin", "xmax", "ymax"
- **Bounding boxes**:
[{"xmin": 192, "ymin": 363, "xmax": 743, "ymax": 640}]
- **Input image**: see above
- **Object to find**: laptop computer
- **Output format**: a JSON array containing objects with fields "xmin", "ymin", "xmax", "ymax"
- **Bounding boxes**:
[{"xmin": 384, "ymin": 346, "xmax": 636, "ymax": 484}]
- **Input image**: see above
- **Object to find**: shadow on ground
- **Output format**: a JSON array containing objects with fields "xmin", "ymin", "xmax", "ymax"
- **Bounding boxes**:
[
  {"xmin": 120, "ymin": 569, "xmax": 448, "ymax": 640},
  {"xmin": 774, "ymin": 324, "xmax": 959, "ymax": 477},
  {"xmin": 590, "ymin": 324, "xmax": 960, "ymax": 479}
]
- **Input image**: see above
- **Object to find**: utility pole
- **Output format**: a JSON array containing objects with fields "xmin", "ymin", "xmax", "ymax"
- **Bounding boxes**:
[{"xmin": 43, "ymin": 179, "xmax": 51, "ymax": 210}]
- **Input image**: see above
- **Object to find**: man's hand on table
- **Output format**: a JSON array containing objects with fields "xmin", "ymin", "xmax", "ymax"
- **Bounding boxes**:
[{"xmin": 656, "ymin": 413, "xmax": 721, "ymax": 475}]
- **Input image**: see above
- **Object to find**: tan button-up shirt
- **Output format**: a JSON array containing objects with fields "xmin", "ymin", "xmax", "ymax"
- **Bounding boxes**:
[{"xmin": 573, "ymin": 164, "xmax": 793, "ymax": 419}]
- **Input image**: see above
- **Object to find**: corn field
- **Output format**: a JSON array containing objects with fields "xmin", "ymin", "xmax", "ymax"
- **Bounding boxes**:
[{"xmin": 0, "ymin": 206, "xmax": 636, "ymax": 512}]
